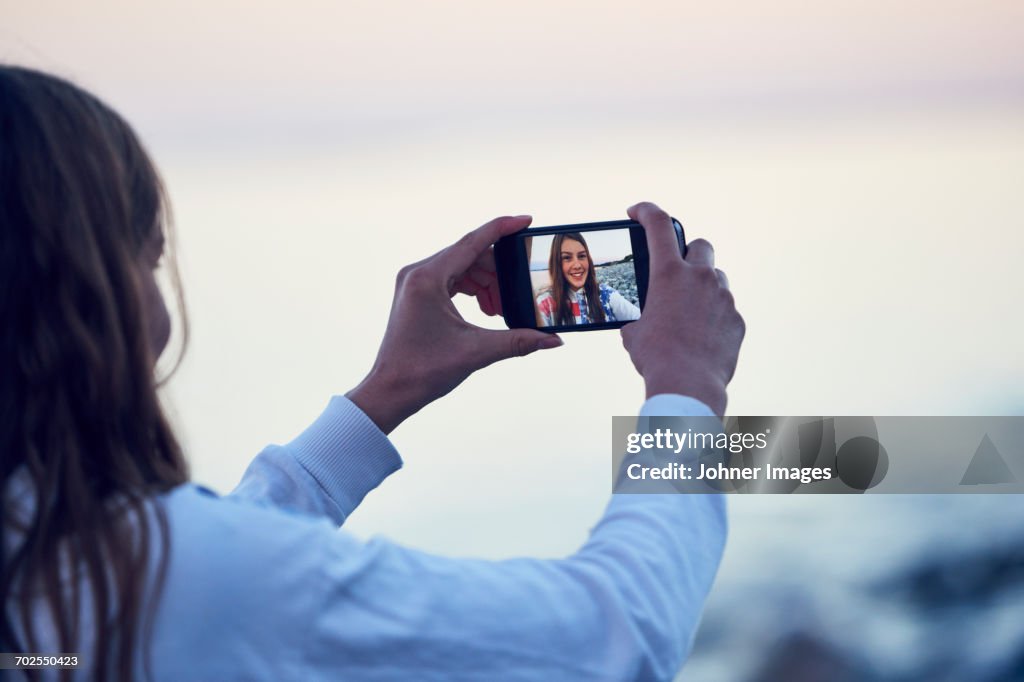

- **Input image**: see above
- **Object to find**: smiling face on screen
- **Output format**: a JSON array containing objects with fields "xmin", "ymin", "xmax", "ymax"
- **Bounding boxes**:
[{"xmin": 560, "ymin": 238, "xmax": 589, "ymax": 290}]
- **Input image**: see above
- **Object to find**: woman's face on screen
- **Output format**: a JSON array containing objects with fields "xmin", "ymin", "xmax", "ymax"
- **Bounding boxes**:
[{"xmin": 560, "ymin": 238, "xmax": 589, "ymax": 290}]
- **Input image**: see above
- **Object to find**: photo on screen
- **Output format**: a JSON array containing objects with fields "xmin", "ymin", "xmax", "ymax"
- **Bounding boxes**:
[{"xmin": 526, "ymin": 228, "xmax": 641, "ymax": 328}]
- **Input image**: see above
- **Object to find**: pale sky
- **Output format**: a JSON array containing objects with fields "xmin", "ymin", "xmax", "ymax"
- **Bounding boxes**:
[
  {"xmin": 4, "ymin": 1, "xmax": 1023, "ymax": 147},
  {"xmin": 528, "ymin": 229, "xmax": 634, "ymax": 269},
  {"xmin": 3, "ymin": 1, "xmax": 1022, "ymax": 565}
]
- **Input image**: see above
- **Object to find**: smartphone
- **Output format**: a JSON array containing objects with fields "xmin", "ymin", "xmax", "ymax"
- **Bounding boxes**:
[{"xmin": 495, "ymin": 218, "xmax": 686, "ymax": 332}]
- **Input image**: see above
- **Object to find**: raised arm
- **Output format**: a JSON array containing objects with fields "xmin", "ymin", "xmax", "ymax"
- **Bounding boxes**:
[
  {"xmin": 300, "ymin": 203, "xmax": 744, "ymax": 678},
  {"xmin": 160, "ymin": 395, "xmax": 726, "ymax": 680},
  {"xmin": 229, "ymin": 395, "xmax": 402, "ymax": 525},
  {"xmin": 161, "ymin": 202, "xmax": 745, "ymax": 680},
  {"xmin": 301, "ymin": 394, "xmax": 726, "ymax": 681}
]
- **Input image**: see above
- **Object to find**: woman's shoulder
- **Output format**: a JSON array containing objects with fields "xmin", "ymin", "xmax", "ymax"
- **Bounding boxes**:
[
  {"xmin": 157, "ymin": 483, "xmax": 348, "ymax": 583},
  {"xmin": 163, "ymin": 483, "xmax": 336, "ymax": 542},
  {"xmin": 157, "ymin": 483, "xmax": 350, "ymax": 610},
  {"xmin": 149, "ymin": 485, "xmax": 345, "ymax": 676},
  {"xmin": 535, "ymin": 288, "xmax": 555, "ymax": 313},
  {"xmin": 598, "ymin": 282, "xmax": 618, "ymax": 302}
]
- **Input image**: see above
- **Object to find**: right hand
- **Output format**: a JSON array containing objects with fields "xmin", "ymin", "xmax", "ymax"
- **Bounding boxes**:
[{"xmin": 620, "ymin": 202, "xmax": 745, "ymax": 417}]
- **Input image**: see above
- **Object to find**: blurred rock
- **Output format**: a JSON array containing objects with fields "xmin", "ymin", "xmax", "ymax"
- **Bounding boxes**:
[
  {"xmin": 748, "ymin": 631, "xmax": 876, "ymax": 682},
  {"xmin": 685, "ymin": 501, "xmax": 1024, "ymax": 682},
  {"xmin": 595, "ymin": 261, "xmax": 639, "ymax": 306}
]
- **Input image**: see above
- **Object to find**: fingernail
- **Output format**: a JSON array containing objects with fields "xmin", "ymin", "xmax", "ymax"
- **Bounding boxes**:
[
  {"xmin": 515, "ymin": 214, "xmax": 532, "ymax": 220},
  {"xmin": 538, "ymin": 335, "xmax": 563, "ymax": 350}
]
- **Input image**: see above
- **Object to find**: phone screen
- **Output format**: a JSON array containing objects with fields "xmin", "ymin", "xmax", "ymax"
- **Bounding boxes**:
[{"xmin": 524, "ymin": 226, "xmax": 641, "ymax": 329}]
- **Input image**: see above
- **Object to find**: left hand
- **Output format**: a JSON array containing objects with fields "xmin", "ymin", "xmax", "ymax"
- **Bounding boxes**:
[{"xmin": 346, "ymin": 215, "xmax": 563, "ymax": 434}]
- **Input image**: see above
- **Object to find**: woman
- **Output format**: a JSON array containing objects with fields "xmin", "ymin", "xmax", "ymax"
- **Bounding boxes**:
[
  {"xmin": 1, "ymin": 65, "xmax": 737, "ymax": 681},
  {"xmin": 1, "ymin": 65, "xmax": 190, "ymax": 681},
  {"xmin": 534, "ymin": 232, "xmax": 641, "ymax": 327}
]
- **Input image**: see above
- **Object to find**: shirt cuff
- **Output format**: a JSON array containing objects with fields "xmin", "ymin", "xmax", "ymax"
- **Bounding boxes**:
[
  {"xmin": 287, "ymin": 396, "xmax": 403, "ymax": 513},
  {"xmin": 640, "ymin": 394, "xmax": 717, "ymax": 418}
]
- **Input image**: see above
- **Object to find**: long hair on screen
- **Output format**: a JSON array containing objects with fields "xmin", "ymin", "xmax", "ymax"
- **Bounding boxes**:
[{"xmin": 547, "ymin": 232, "xmax": 605, "ymax": 325}]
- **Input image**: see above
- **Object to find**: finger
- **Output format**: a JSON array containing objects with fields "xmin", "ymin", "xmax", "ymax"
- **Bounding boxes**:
[
  {"xmin": 474, "ymin": 328, "xmax": 563, "ymax": 367},
  {"xmin": 458, "ymin": 254, "xmax": 497, "ymax": 288},
  {"xmin": 627, "ymin": 202, "xmax": 684, "ymax": 274},
  {"xmin": 449, "ymin": 249, "xmax": 497, "ymax": 296},
  {"xmin": 487, "ymin": 283, "xmax": 503, "ymax": 315},
  {"xmin": 475, "ymin": 247, "xmax": 497, "ymax": 274},
  {"xmin": 465, "ymin": 264, "xmax": 496, "ymax": 290},
  {"xmin": 453, "ymin": 277, "xmax": 481, "ymax": 297},
  {"xmin": 477, "ymin": 291, "xmax": 495, "ymax": 316},
  {"xmin": 450, "ymin": 266, "xmax": 495, "ymax": 301},
  {"xmin": 457, "ymin": 276, "xmax": 502, "ymax": 316},
  {"xmin": 685, "ymin": 239, "xmax": 715, "ymax": 268},
  {"xmin": 435, "ymin": 215, "xmax": 532, "ymax": 278},
  {"xmin": 620, "ymin": 322, "xmax": 635, "ymax": 347},
  {"xmin": 715, "ymin": 268, "xmax": 730, "ymax": 290}
]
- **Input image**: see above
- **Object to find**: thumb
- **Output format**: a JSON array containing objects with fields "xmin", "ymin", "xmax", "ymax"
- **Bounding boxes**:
[{"xmin": 476, "ymin": 329, "xmax": 563, "ymax": 367}]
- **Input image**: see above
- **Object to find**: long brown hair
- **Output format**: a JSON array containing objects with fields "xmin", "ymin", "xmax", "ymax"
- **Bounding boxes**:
[
  {"xmin": 547, "ymin": 232, "xmax": 605, "ymax": 325},
  {"xmin": 0, "ymin": 66, "xmax": 190, "ymax": 680}
]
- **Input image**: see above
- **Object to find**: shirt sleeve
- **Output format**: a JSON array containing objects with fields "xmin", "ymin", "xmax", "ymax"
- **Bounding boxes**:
[
  {"xmin": 535, "ymin": 290, "xmax": 555, "ymax": 327},
  {"xmin": 229, "ymin": 396, "xmax": 402, "ymax": 526},
  {"xmin": 297, "ymin": 393, "xmax": 726, "ymax": 681},
  {"xmin": 607, "ymin": 287, "xmax": 641, "ymax": 322}
]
